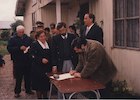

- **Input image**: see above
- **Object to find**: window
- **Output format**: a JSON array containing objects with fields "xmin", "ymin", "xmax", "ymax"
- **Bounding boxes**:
[
  {"xmin": 114, "ymin": 0, "xmax": 140, "ymax": 49},
  {"xmin": 32, "ymin": 12, "xmax": 36, "ymax": 31}
]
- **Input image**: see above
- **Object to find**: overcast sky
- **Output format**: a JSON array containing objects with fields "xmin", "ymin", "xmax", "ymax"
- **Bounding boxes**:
[{"xmin": 0, "ymin": 0, "xmax": 22, "ymax": 21}]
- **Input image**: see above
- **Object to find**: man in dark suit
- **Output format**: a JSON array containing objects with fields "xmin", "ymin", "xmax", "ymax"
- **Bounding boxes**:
[
  {"xmin": 80, "ymin": 13, "xmax": 103, "ymax": 44},
  {"xmin": 7, "ymin": 25, "xmax": 34, "ymax": 98},
  {"xmin": 52, "ymin": 22, "xmax": 78, "ymax": 73}
]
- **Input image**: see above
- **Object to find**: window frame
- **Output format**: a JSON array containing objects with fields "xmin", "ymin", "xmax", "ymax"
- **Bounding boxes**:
[
  {"xmin": 113, "ymin": 0, "xmax": 140, "ymax": 50},
  {"xmin": 32, "ymin": 12, "xmax": 36, "ymax": 31}
]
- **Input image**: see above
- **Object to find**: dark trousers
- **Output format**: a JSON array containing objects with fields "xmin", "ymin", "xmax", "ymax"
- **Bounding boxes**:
[{"xmin": 14, "ymin": 64, "xmax": 31, "ymax": 94}]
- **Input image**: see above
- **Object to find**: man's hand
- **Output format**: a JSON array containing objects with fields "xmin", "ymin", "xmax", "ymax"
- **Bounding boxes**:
[
  {"xmin": 20, "ymin": 46, "xmax": 27, "ymax": 51},
  {"xmin": 69, "ymin": 70, "xmax": 77, "ymax": 75},
  {"xmin": 74, "ymin": 72, "xmax": 81, "ymax": 78},
  {"xmin": 52, "ymin": 66, "xmax": 57, "ymax": 73},
  {"xmin": 42, "ymin": 58, "xmax": 48, "ymax": 64}
]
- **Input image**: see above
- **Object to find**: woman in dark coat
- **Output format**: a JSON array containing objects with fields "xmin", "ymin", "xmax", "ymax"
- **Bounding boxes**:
[{"xmin": 30, "ymin": 30, "xmax": 52, "ymax": 99}]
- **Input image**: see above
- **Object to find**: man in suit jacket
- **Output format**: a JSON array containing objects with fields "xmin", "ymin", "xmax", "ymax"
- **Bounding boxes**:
[
  {"xmin": 80, "ymin": 13, "xmax": 103, "ymax": 44},
  {"xmin": 52, "ymin": 22, "xmax": 78, "ymax": 73},
  {"xmin": 7, "ymin": 25, "xmax": 34, "ymax": 98}
]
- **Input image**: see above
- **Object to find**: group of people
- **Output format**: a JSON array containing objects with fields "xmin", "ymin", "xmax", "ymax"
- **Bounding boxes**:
[{"xmin": 7, "ymin": 13, "xmax": 117, "ymax": 99}]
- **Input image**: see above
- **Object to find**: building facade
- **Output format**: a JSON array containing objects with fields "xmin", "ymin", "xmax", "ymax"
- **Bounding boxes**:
[{"xmin": 16, "ymin": 0, "xmax": 140, "ymax": 94}]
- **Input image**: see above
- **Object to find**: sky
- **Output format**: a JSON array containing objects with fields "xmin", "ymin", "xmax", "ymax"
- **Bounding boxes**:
[{"xmin": 0, "ymin": 0, "xmax": 22, "ymax": 21}]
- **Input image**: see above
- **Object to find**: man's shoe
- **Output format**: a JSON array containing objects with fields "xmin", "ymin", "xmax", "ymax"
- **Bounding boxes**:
[
  {"xmin": 26, "ymin": 91, "xmax": 34, "ymax": 95},
  {"xmin": 14, "ymin": 94, "xmax": 20, "ymax": 98}
]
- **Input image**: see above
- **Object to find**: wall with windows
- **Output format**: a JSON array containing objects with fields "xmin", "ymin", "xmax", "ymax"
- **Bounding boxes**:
[
  {"xmin": 22, "ymin": 0, "xmax": 140, "ymax": 94},
  {"xmin": 112, "ymin": 0, "xmax": 140, "ymax": 94},
  {"xmin": 91, "ymin": 0, "xmax": 140, "ymax": 94}
]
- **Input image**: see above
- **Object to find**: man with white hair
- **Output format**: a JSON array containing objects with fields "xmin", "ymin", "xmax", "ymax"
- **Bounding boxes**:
[{"xmin": 7, "ymin": 25, "xmax": 34, "ymax": 98}]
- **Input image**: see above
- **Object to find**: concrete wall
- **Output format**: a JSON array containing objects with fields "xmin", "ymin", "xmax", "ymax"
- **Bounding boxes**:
[
  {"xmin": 41, "ymin": 2, "xmax": 77, "ymax": 28},
  {"xmin": 41, "ymin": 4, "xmax": 56, "ymax": 27},
  {"xmin": 24, "ymin": 0, "xmax": 43, "ymax": 34},
  {"xmin": 24, "ymin": 0, "xmax": 32, "ymax": 35},
  {"xmin": 91, "ymin": 0, "xmax": 140, "ymax": 94},
  {"xmin": 67, "ymin": 0, "xmax": 80, "ymax": 26}
]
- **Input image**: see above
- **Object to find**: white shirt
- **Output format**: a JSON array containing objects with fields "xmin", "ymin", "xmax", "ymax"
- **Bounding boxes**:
[
  {"xmin": 85, "ymin": 23, "xmax": 94, "ymax": 35},
  {"xmin": 37, "ymin": 40, "xmax": 49, "ymax": 49},
  {"xmin": 61, "ymin": 33, "xmax": 68, "ymax": 39}
]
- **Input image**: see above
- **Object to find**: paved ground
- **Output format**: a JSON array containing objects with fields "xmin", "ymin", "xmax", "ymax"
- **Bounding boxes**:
[
  {"xmin": 0, "ymin": 55, "xmax": 36, "ymax": 99},
  {"xmin": 0, "ymin": 55, "xmax": 86, "ymax": 99}
]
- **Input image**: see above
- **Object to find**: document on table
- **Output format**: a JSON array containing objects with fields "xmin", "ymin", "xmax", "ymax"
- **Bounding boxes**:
[{"xmin": 50, "ymin": 73, "xmax": 75, "ymax": 81}]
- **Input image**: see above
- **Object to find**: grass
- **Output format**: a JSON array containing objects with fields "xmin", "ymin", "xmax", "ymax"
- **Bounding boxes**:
[{"xmin": 0, "ymin": 40, "xmax": 9, "ymax": 56}]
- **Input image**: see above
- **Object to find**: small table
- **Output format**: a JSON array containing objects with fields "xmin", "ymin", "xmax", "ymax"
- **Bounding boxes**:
[{"xmin": 49, "ymin": 76, "xmax": 105, "ymax": 99}]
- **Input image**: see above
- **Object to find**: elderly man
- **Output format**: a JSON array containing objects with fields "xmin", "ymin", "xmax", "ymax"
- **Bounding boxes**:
[
  {"xmin": 7, "ymin": 25, "xmax": 33, "ymax": 98},
  {"xmin": 70, "ymin": 37, "xmax": 117, "ymax": 98}
]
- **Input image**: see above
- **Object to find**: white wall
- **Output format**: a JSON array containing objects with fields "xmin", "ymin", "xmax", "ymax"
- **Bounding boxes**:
[
  {"xmin": 67, "ymin": 0, "xmax": 80, "ymax": 26},
  {"xmin": 41, "ymin": 4, "xmax": 56, "ymax": 27},
  {"xmin": 24, "ymin": 0, "xmax": 33, "ymax": 35}
]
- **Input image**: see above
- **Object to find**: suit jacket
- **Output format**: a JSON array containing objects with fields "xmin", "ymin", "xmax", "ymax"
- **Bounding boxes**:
[
  {"xmin": 7, "ymin": 34, "xmax": 32, "ymax": 66},
  {"xmin": 52, "ymin": 33, "xmax": 78, "ymax": 71},
  {"xmin": 76, "ymin": 40, "xmax": 117, "ymax": 84},
  {"xmin": 81, "ymin": 24, "xmax": 103, "ymax": 44}
]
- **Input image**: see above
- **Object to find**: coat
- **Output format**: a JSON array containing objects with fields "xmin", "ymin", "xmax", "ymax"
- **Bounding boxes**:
[
  {"xmin": 80, "ymin": 24, "xmax": 104, "ymax": 44},
  {"xmin": 75, "ymin": 40, "xmax": 117, "ymax": 84},
  {"xmin": 30, "ymin": 41, "xmax": 52, "ymax": 91},
  {"xmin": 7, "ymin": 34, "xmax": 32, "ymax": 66},
  {"xmin": 52, "ymin": 33, "xmax": 78, "ymax": 71}
]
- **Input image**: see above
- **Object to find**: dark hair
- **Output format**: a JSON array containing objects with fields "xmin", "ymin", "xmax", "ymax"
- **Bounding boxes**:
[
  {"xmin": 36, "ymin": 21, "xmax": 44, "ymax": 27},
  {"xmin": 36, "ymin": 21, "xmax": 44, "ymax": 25},
  {"xmin": 71, "ymin": 37, "xmax": 87, "ymax": 49},
  {"xmin": 57, "ymin": 22, "xmax": 66, "ymax": 30},
  {"xmin": 30, "ymin": 30, "xmax": 35, "ymax": 34},
  {"xmin": 69, "ymin": 25, "xmax": 76, "ymax": 33},
  {"xmin": 87, "ymin": 13, "xmax": 95, "ymax": 23},
  {"xmin": 35, "ymin": 29, "xmax": 46, "ymax": 39},
  {"xmin": 44, "ymin": 27, "xmax": 50, "ymax": 33},
  {"xmin": 50, "ymin": 23, "xmax": 56, "ymax": 29}
]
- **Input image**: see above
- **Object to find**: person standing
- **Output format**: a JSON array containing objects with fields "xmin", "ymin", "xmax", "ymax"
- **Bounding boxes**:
[
  {"xmin": 30, "ymin": 30, "xmax": 36, "ymax": 41},
  {"xmin": 0, "ymin": 54, "xmax": 5, "ymax": 67},
  {"xmin": 80, "ymin": 13, "xmax": 103, "ymax": 44},
  {"xmin": 30, "ymin": 30, "xmax": 52, "ymax": 99},
  {"xmin": 50, "ymin": 23, "xmax": 59, "ymax": 36},
  {"xmin": 69, "ymin": 25, "xmax": 79, "ymax": 37},
  {"xmin": 35, "ymin": 21, "xmax": 44, "ymax": 32},
  {"xmin": 52, "ymin": 22, "xmax": 78, "ymax": 73},
  {"xmin": 7, "ymin": 25, "xmax": 34, "ymax": 98},
  {"xmin": 44, "ymin": 27, "xmax": 52, "ymax": 42}
]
